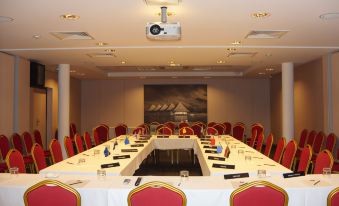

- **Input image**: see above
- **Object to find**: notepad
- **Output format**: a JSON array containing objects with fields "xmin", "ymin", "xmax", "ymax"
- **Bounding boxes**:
[
  {"xmin": 131, "ymin": 144, "xmax": 144, "ymax": 147},
  {"xmin": 121, "ymin": 149, "xmax": 138, "ymax": 152},
  {"xmin": 212, "ymin": 163, "xmax": 235, "ymax": 169},
  {"xmin": 178, "ymin": 135, "xmax": 190, "ymax": 138},
  {"xmin": 101, "ymin": 162, "xmax": 120, "ymax": 168},
  {"xmin": 157, "ymin": 136, "xmax": 170, "ymax": 138},
  {"xmin": 283, "ymin": 171, "xmax": 305, "ymax": 178},
  {"xmin": 224, "ymin": 173, "xmax": 249, "ymax": 179},
  {"xmin": 113, "ymin": 155, "xmax": 131, "ymax": 160},
  {"xmin": 201, "ymin": 141, "xmax": 210, "ymax": 145},
  {"xmin": 204, "ymin": 145, "xmax": 217, "ymax": 149},
  {"xmin": 208, "ymin": 156, "xmax": 225, "ymax": 161},
  {"xmin": 205, "ymin": 150, "xmax": 218, "ymax": 154},
  {"xmin": 134, "ymin": 140, "xmax": 148, "ymax": 143}
]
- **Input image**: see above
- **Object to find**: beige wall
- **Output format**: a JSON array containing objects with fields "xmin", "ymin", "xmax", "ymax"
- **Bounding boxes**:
[
  {"xmin": 332, "ymin": 53, "xmax": 339, "ymax": 153},
  {"xmin": 17, "ymin": 58, "xmax": 30, "ymax": 133},
  {"xmin": 81, "ymin": 78, "xmax": 271, "ymax": 137}
]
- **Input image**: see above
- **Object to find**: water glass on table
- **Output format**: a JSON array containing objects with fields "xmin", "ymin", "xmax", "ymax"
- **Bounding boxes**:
[
  {"xmin": 322, "ymin": 167, "xmax": 331, "ymax": 176},
  {"xmin": 97, "ymin": 169, "xmax": 106, "ymax": 180},
  {"xmin": 9, "ymin": 167, "xmax": 18, "ymax": 176}
]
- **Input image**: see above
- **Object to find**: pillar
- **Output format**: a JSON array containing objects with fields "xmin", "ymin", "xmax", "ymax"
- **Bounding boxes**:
[{"xmin": 282, "ymin": 62, "xmax": 294, "ymax": 141}]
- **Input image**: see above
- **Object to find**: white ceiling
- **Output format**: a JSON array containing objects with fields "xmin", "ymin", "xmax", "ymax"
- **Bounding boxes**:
[{"xmin": 0, "ymin": 0, "xmax": 338, "ymax": 79}]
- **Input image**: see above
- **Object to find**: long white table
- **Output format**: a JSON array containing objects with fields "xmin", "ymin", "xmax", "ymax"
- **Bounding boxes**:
[
  {"xmin": 40, "ymin": 135, "xmax": 291, "ymax": 177},
  {"xmin": 0, "ymin": 173, "xmax": 338, "ymax": 206}
]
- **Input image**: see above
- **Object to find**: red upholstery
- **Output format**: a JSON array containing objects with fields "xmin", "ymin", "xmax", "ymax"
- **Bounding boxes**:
[
  {"xmin": 206, "ymin": 127, "xmax": 218, "ymax": 135},
  {"xmin": 23, "ymin": 132, "xmax": 34, "ymax": 154},
  {"xmin": 137, "ymin": 124, "xmax": 150, "ymax": 135},
  {"xmin": 248, "ymin": 130, "xmax": 258, "ymax": 148},
  {"xmin": 230, "ymin": 181, "xmax": 288, "ymax": 206},
  {"xmin": 156, "ymin": 126, "xmax": 172, "ymax": 135},
  {"xmin": 191, "ymin": 124, "xmax": 203, "ymax": 138},
  {"xmin": 64, "ymin": 136, "xmax": 75, "ymax": 158},
  {"xmin": 222, "ymin": 122, "xmax": 232, "ymax": 135},
  {"xmin": 325, "ymin": 133, "xmax": 337, "ymax": 153},
  {"xmin": 164, "ymin": 122, "xmax": 176, "ymax": 132},
  {"xmin": 32, "ymin": 143, "xmax": 47, "ymax": 173},
  {"xmin": 83, "ymin": 132, "xmax": 92, "ymax": 150},
  {"xmin": 193, "ymin": 122, "xmax": 206, "ymax": 129},
  {"xmin": 49, "ymin": 139, "xmax": 63, "ymax": 164},
  {"xmin": 306, "ymin": 130, "xmax": 317, "ymax": 147},
  {"xmin": 74, "ymin": 134, "xmax": 84, "ymax": 153},
  {"xmin": 178, "ymin": 122, "xmax": 190, "ymax": 129},
  {"xmin": 11, "ymin": 133, "xmax": 25, "ymax": 154},
  {"xmin": 273, "ymin": 137, "xmax": 286, "ymax": 163},
  {"xmin": 312, "ymin": 131, "xmax": 325, "ymax": 156},
  {"xmin": 297, "ymin": 145, "xmax": 312, "ymax": 173},
  {"xmin": 213, "ymin": 124, "xmax": 225, "ymax": 135},
  {"xmin": 0, "ymin": 135, "xmax": 11, "ymax": 161},
  {"xmin": 128, "ymin": 181, "xmax": 186, "ymax": 206},
  {"xmin": 24, "ymin": 180, "xmax": 80, "ymax": 206},
  {"xmin": 93, "ymin": 130, "xmax": 100, "ymax": 146},
  {"xmin": 5, "ymin": 149, "xmax": 25, "ymax": 173},
  {"xmin": 248, "ymin": 123, "xmax": 264, "ymax": 147},
  {"xmin": 179, "ymin": 127, "xmax": 194, "ymax": 135},
  {"xmin": 281, "ymin": 140, "xmax": 297, "ymax": 169},
  {"xmin": 132, "ymin": 127, "xmax": 145, "ymax": 135},
  {"xmin": 313, "ymin": 149, "xmax": 334, "ymax": 174},
  {"xmin": 298, "ymin": 129, "xmax": 308, "ymax": 149},
  {"xmin": 70, "ymin": 123, "xmax": 77, "ymax": 140},
  {"xmin": 255, "ymin": 132, "xmax": 264, "ymax": 152},
  {"xmin": 232, "ymin": 123, "xmax": 245, "ymax": 142},
  {"xmin": 115, "ymin": 124, "xmax": 128, "ymax": 137},
  {"xmin": 207, "ymin": 122, "xmax": 217, "ymax": 127},
  {"xmin": 328, "ymin": 187, "xmax": 339, "ymax": 206},
  {"xmin": 33, "ymin": 130, "xmax": 52, "ymax": 158},
  {"xmin": 93, "ymin": 125, "xmax": 109, "ymax": 144},
  {"xmin": 263, "ymin": 133, "xmax": 273, "ymax": 157}
]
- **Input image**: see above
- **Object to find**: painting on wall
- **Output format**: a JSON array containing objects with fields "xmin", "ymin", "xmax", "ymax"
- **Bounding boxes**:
[{"xmin": 144, "ymin": 85, "xmax": 207, "ymax": 123}]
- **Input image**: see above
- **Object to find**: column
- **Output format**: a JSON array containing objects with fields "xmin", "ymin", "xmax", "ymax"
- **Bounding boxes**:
[
  {"xmin": 13, "ymin": 56, "xmax": 19, "ymax": 133},
  {"xmin": 282, "ymin": 62, "xmax": 294, "ymax": 141},
  {"xmin": 58, "ymin": 64, "xmax": 70, "ymax": 158}
]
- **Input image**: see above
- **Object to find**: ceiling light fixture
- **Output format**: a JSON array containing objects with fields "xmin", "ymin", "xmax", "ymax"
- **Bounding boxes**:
[
  {"xmin": 121, "ymin": 61, "xmax": 127, "ymax": 64},
  {"xmin": 60, "ymin": 14, "xmax": 80, "ymax": 20},
  {"xmin": 258, "ymin": 72, "xmax": 266, "ymax": 75},
  {"xmin": 105, "ymin": 49, "xmax": 115, "ymax": 52},
  {"xmin": 252, "ymin": 12, "xmax": 271, "ymax": 18},
  {"xmin": 319, "ymin": 12, "xmax": 339, "ymax": 20},
  {"xmin": 265, "ymin": 53, "xmax": 272, "ymax": 57},
  {"xmin": 216, "ymin": 60, "xmax": 225, "ymax": 64},
  {"xmin": 157, "ymin": 11, "xmax": 175, "ymax": 16},
  {"xmin": 266, "ymin": 68, "xmax": 275, "ymax": 71},
  {"xmin": 227, "ymin": 48, "xmax": 237, "ymax": 51},
  {"xmin": 32, "ymin": 35, "xmax": 41, "ymax": 39},
  {"xmin": 0, "ymin": 16, "xmax": 14, "ymax": 23},
  {"xmin": 96, "ymin": 42, "xmax": 108, "ymax": 46},
  {"xmin": 231, "ymin": 41, "xmax": 241, "ymax": 45}
]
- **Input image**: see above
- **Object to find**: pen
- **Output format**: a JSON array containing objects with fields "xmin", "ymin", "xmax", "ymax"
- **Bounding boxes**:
[{"xmin": 313, "ymin": 180, "xmax": 320, "ymax": 185}]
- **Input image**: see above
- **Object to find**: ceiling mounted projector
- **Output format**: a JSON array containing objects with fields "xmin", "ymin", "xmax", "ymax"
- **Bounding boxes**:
[{"xmin": 146, "ymin": 6, "xmax": 181, "ymax": 40}]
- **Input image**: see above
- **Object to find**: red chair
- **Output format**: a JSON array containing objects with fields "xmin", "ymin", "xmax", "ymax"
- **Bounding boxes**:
[
  {"xmin": 31, "ymin": 143, "xmax": 47, "ymax": 173},
  {"xmin": 213, "ymin": 123, "xmax": 225, "ymax": 135},
  {"xmin": 311, "ymin": 131, "xmax": 325, "ymax": 161},
  {"xmin": 22, "ymin": 132, "xmax": 34, "ymax": 155},
  {"xmin": 164, "ymin": 122, "xmax": 176, "ymax": 132},
  {"xmin": 0, "ymin": 135, "xmax": 11, "ymax": 163},
  {"xmin": 313, "ymin": 149, "xmax": 334, "ymax": 174},
  {"xmin": 137, "ymin": 123, "xmax": 150, "ymax": 135},
  {"xmin": 5, "ymin": 149, "xmax": 26, "ymax": 173},
  {"xmin": 23, "ymin": 179, "xmax": 81, "ymax": 206},
  {"xmin": 206, "ymin": 127, "xmax": 218, "ymax": 135},
  {"xmin": 93, "ymin": 124, "xmax": 109, "ymax": 144},
  {"xmin": 178, "ymin": 122, "xmax": 190, "ymax": 129},
  {"xmin": 115, "ymin": 124, "xmax": 128, "ymax": 137},
  {"xmin": 333, "ymin": 149, "xmax": 339, "ymax": 173},
  {"xmin": 33, "ymin": 130, "xmax": 52, "ymax": 160},
  {"xmin": 222, "ymin": 122, "xmax": 232, "ymax": 135},
  {"xmin": 191, "ymin": 124, "xmax": 203, "ymax": 138},
  {"xmin": 281, "ymin": 140, "xmax": 297, "ymax": 169},
  {"xmin": 70, "ymin": 123, "xmax": 77, "ymax": 140},
  {"xmin": 248, "ymin": 130, "xmax": 258, "ymax": 148},
  {"xmin": 179, "ymin": 127, "xmax": 194, "ymax": 135},
  {"xmin": 297, "ymin": 145, "xmax": 312, "ymax": 173},
  {"xmin": 263, "ymin": 133, "xmax": 273, "ymax": 157},
  {"xmin": 83, "ymin": 132, "xmax": 92, "ymax": 150},
  {"xmin": 325, "ymin": 133, "xmax": 337, "ymax": 153},
  {"xmin": 128, "ymin": 181, "xmax": 186, "ymax": 206},
  {"xmin": 132, "ymin": 127, "xmax": 145, "ymax": 135},
  {"xmin": 74, "ymin": 134, "xmax": 84, "ymax": 153},
  {"xmin": 328, "ymin": 187, "xmax": 339, "ymax": 206},
  {"xmin": 11, "ymin": 133, "xmax": 34, "ymax": 171},
  {"xmin": 64, "ymin": 136, "xmax": 75, "ymax": 158},
  {"xmin": 295, "ymin": 129, "xmax": 309, "ymax": 159},
  {"xmin": 255, "ymin": 132, "xmax": 264, "ymax": 152},
  {"xmin": 306, "ymin": 130, "xmax": 317, "ymax": 147},
  {"xmin": 207, "ymin": 122, "xmax": 217, "ymax": 127},
  {"xmin": 49, "ymin": 139, "xmax": 63, "ymax": 164},
  {"xmin": 230, "ymin": 181, "xmax": 288, "ymax": 206},
  {"xmin": 193, "ymin": 122, "xmax": 206, "ymax": 130},
  {"xmin": 156, "ymin": 126, "xmax": 172, "ymax": 135},
  {"xmin": 273, "ymin": 137, "xmax": 286, "ymax": 163},
  {"xmin": 232, "ymin": 123, "xmax": 245, "ymax": 142}
]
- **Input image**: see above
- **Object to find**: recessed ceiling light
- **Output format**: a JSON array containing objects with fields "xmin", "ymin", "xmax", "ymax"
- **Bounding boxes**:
[
  {"xmin": 70, "ymin": 70, "xmax": 76, "ymax": 73},
  {"xmin": 227, "ymin": 48, "xmax": 237, "ymax": 51},
  {"xmin": 265, "ymin": 53, "xmax": 272, "ymax": 57},
  {"xmin": 266, "ymin": 68, "xmax": 275, "ymax": 71},
  {"xmin": 32, "ymin": 35, "xmax": 41, "ymax": 39},
  {"xmin": 105, "ymin": 49, "xmax": 115, "ymax": 53},
  {"xmin": 60, "ymin": 14, "xmax": 80, "ymax": 20},
  {"xmin": 78, "ymin": 73, "xmax": 85, "ymax": 76},
  {"xmin": 204, "ymin": 76, "xmax": 212, "ymax": 79},
  {"xmin": 258, "ymin": 72, "xmax": 266, "ymax": 75},
  {"xmin": 231, "ymin": 41, "xmax": 241, "ymax": 45},
  {"xmin": 96, "ymin": 42, "xmax": 108, "ymax": 46},
  {"xmin": 121, "ymin": 61, "xmax": 127, "ymax": 64},
  {"xmin": 0, "ymin": 16, "xmax": 14, "ymax": 23},
  {"xmin": 252, "ymin": 12, "xmax": 271, "ymax": 18},
  {"xmin": 319, "ymin": 12, "xmax": 339, "ymax": 20},
  {"xmin": 216, "ymin": 60, "xmax": 225, "ymax": 64}
]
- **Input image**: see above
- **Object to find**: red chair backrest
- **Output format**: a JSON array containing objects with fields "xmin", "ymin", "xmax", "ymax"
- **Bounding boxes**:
[
  {"xmin": 132, "ymin": 127, "xmax": 145, "ymax": 135},
  {"xmin": 222, "ymin": 122, "xmax": 232, "ymax": 135},
  {"xmin": 49, "ymin": 139, "xmax": 63, "ymax": 164},
  {"xmin": 233, "ymin": 124, "xmax": 245, "ymax": 142},
  {"xmin": 64, "ymin": 136, "xmax": 75, "ymax": 158},
  {"xmin": 178, "ymin": 122, "xmax": 190, "ymax": 129},
  {"xmin": 191, "ymin": 124, "xmax": 203, "ymax": 138},
  {"xmin": 325, "ymin": 133, "xmax": 337, "ymax": 153},
  {"xmin": 138, "ymin": 124, "xmax": 150, "ymax": 135},
  {"xmin": 248, "ymin": 130, "xmax": 258, "ymax": 148},
  {"xmin": 32, "ymin": 143, "xmax": 47, "ymax": 172},
  {"xmin": 157, "ymin": 126, "xmax": 172, "ymax": 135},
  {"xmin": 313, "ymin": 131, "xmax": 325, "ymax": 154},
  {"xmin": 5, "ymin": 149, "xmax": 26, "ymax": 173},
  {"xmin": 297, "ymin": 145, "xmax": 312, "ymax": 173},
  {"xmin": 74, "ymin": 134, "xmax": 84, "ymax": 153},
  {"xmin": 328, "ymin": 187, "xmax": 339, "ymax": 206},
  {"xmin": 298, "ymin": 129, "xmax": 308, "ymax": 148},
  {"xmin": 128, "ymin": 181, "xmax": 186, "ymax": 206},
  {"xmin": 213, "ymin": 124, "xmax": 225, "ymax": 135},
  {"xmin": 83, "ymin": 132, "xmax": 92, "ymax": 150},
  {"xmin": 255, "ymin": 132, "xmax": 264, "ymax": 152},
  {"xmin": 164, "ymin": 122, "xmax": 176, "ymax": 132},
  {"xmin": 281, "ymin": 140, "xmax": 297, "ymax": 169},
  {"xmin": 263, "ymin": 133, "xmax": 273, "ymax": 157},
  {"xmin": 206, "ymin": 127, "xmax": 218, "ymax": 135},
  {"xmin": 273, "ymin": 137, "xmax": 286, "ymax": 163},
  {"xmin": 11, "ymin": 133, "xmax": 25, "ymax": 154},
  {"xmin": 70, "ymin": 123, "xmax": 77, "ymax": 140},
  {"xmin": 94, "ymin": 124, "xmax": 109, "ymax": 144},
  {"xmin": 314, "ymin": 149, "xmax": 334, "ymax": 174},
  {"xmin": 179, "ymin": 127, "xmax": 194, "ymax": 135},
  {"xmin": 306, "ymin": 130, "xmax": 317, "ymax": 147},
  {"xmin": 115, "ymin": 124, "xmax": 127, "ymax": 137},
  {"xmin": 207, "ymin": 122, "xmax": 216, "ymax": 127},
  {"xmin": 251, "ymin": 123, "xmax": 264, "ymax": 139},
  {"xmin": 93, "ymin": 130, "xmax": 100, "ymax": 146},
  {"xmin": 230, "ymin": 181, "xmax": 288, "ymax": 206},
  {"xmin": 24, "ymin": 180, "xmax": 81, "ymax": 206},
  {"xmin": 0, "ymin": 135, "xmax": 11, "ymax": 160},
  {"xmin": 33, "ymin": 130, "xmax": 43, "ymax": 147},
  {"xmin": 23, "ymin": 132, "xmax": 34, "ymax": 154}
]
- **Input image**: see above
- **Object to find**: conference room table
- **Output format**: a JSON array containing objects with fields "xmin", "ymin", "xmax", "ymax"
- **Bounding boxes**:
[
  {"xmin": 40, "ymin": 135, "xmax": 291, "ymax": 177},
  {"xmin": 0, "ymin": 173, "xmax": 338, "ymax": 206}
]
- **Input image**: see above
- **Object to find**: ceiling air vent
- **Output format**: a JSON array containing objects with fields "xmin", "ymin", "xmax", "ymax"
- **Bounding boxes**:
[
  {"xmin": 50, "ymin": 32, "xmax": 94, "ymax": 40},
  {"xmin": 87, "ymin": 53, "xmax": 116, "ymax": 58},
  {"xmin": 245, "ymin": 30, "xmax": 288, "ymax": 39},
  {"xmin": 227, "ymin": 52, "xmax": 257, "ymax": 57}
]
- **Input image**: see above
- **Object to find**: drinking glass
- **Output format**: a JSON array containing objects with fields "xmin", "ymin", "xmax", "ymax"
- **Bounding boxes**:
[
  {"xmin": 180, "ymin": 170, "xmax": 189, "ymax": 182},
  {"xmin": 323, "ymin": 167, "xmax": 331, "ymax": 176},
  {"xmin": 94, "ymin": 149, "xmax": 100, "ymax": 156},
  {"xmin": 238, "ymin": 149, "xmax": 244, "ymax": 156},
  {"xmin": 97, "ymin": 169, "xmax": 106, "ymax": 180},
  {"xmin": 245, "ymin": 155, "xmax": 251, "ymax": 163},
  {"xmin": 78, "ymin": 158, "xmax": 86, "ymax": 165},
  {"xmin": 9, "ymin": 167, "xmax": 18, "ymax": 176}
]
